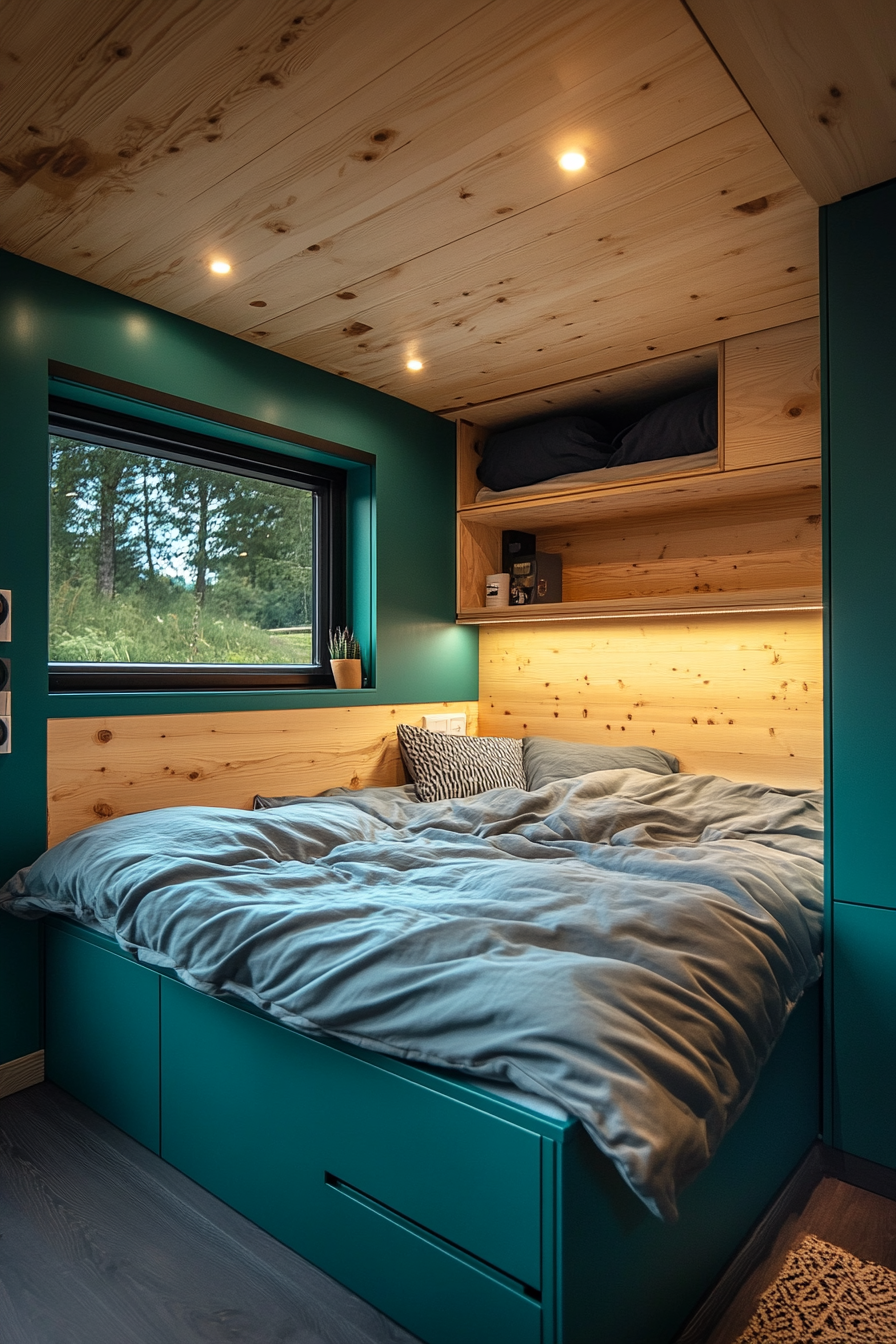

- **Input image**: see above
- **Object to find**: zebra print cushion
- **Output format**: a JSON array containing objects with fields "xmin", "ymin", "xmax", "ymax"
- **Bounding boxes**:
[{"xmin": 397, "ymin": 724, "xmax": 526, "ymax": 802}]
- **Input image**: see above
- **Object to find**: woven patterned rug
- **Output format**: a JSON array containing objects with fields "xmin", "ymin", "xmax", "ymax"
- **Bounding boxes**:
[{"xmin": 736, "ymin": 1234, "xmax": 896, "ymax": 1342}]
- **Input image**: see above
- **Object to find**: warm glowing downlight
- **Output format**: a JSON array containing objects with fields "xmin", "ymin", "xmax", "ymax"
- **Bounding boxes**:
[
  {"xmin": 559, "ymin": 152, "xmax": 586, "ymax": 171},
  {"xmin": 210, "ymin": 260, "xmax": 232, "ymax": 275},
  {"xmin": 407, "ymin": 358, "xmax": 423, "ymax": 371}
]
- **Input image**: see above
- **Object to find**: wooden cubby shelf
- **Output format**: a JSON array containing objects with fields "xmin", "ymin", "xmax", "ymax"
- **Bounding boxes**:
[
  {"xmin": 455, "ymin": 321, "xmax": 823, "ymax": 627},
  {"xmin": 457, "ymin": 585, "xmax": 823, "ymax": 625},
  {"xmin": 458, "ymin": 456, "xmax": 820, "ymax": 532}
]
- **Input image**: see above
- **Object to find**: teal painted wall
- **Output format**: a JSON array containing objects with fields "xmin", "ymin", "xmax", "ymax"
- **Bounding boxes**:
[
  {"xmin": 0, "ymin": 248, "xmax": 477, "ymax": 1064},
  {"xmin": 824, "ymin": 177, "xmax": 896, "ymax": 1162}
]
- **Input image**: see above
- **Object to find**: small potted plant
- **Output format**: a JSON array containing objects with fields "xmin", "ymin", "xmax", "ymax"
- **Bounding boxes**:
[{"xmin": 328, "ymin": 627, "xmax": 362, "ymax": 689}]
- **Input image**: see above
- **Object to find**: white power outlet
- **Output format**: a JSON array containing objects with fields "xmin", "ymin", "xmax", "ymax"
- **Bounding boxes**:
[
  {"xmin": 422, "ymin": 712, "xmax": 467, "ymax": 735},
  {"xmin": 0, "ymin": 591, "xmax": 9, "ymax": 642}
]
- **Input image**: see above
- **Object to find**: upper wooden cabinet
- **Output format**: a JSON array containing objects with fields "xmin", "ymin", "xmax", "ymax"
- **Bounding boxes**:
[
  {"xmin": 724, "ymin": 318, "xmax": 821, "ymax": 470},
  {"xmin": 454, "ymin": 318, "xmax": 821, "ymax": 623}
]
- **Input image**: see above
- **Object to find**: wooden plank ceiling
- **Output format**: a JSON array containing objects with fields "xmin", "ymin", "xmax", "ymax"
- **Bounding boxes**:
[
  {"xmin": 0, "ymin": 0, "xmax": 819, "ymax": 416},
  {"xmin": 686, "ymin": 0, "xmax": 896, "ymax": 207}
]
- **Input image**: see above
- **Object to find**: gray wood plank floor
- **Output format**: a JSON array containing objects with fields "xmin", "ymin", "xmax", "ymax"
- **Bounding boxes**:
[{"xmin": 0, "ymin": 1082, "xmax": 420, "ymax": 1344}]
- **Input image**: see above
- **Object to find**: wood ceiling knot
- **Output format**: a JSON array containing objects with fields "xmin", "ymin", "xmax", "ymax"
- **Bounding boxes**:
[{"xmin": 735, "ymin": 196, "xmax": 770, "ymax": 215}]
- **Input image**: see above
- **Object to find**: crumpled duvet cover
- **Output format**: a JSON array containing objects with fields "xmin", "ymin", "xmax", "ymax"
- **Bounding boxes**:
[{"xmin": 0, "ymin": 769, "xmax": 824, "ymax": 1221}]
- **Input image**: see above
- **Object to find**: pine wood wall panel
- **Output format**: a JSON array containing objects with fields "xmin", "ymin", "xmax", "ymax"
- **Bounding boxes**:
[
  {"xmin": 724, "ymin": 318, "xmax": 821, "ymax": 469},
  {"xmin": 456, "ymin": 421, "xmax": 486, "ymax": 510},
  {"xmin": 545, "ymin": 491, "xmax": 821, "ymax": 603},
  {"xmin": 47, "ymin": 702, "xmax": 478, "ymax": 847},
  {"xmin": 478, "ymin": 615, "xmax": 822, "ymax": 787},
  {"xmin": 0, "ymin": 0, "xmax": 818, "ymax": 413},
  {"xmin": 457, "ymin": 519, "xmax": 502, "ymax": 613},
  {"xmin": 686, "ymin": 0, "xmax": 896, "ymax": 205}
]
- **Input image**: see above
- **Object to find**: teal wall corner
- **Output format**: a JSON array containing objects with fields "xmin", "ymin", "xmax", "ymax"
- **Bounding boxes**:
[
  {"xmin": 824, "ymin": 175, "xmax": 896, "ymax": 1162},
  {"xmin": 824, "ymin": 178, "xmax": 896, "ymax": 911},
  {"xmin": 0, "ymin": 248, "xmax": 477, "ymax": 1063},
  {"xmin": 0, "ymin": 916, "xmax": 41, "ymax": 1064}
]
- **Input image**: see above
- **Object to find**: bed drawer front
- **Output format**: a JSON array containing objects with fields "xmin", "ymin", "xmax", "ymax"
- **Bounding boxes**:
[
  {"xmin": 160, "ymin": 978, "xmax": 543, "ymax": 1291},
  {"xmin": 311, "ymin": 1043, "xmax": 543, "ymax": 1290},
  {"xmin": 319, "ymin": 1173, "xmax": 542, "ymax": 1344}
]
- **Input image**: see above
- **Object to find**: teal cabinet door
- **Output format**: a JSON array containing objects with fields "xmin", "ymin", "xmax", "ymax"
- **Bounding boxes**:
[
  {"xmin": 45, "ymin": 924, "xmax": 161, "ymax": 1152},
  {"xmin": 826, "ymin": 180, "xmax": 896, "ymax": 911},
  {"xmin": 160, "ymin": 978, "xmax": 544, "ymax": 1344},
  {"xmin": 832, "ymin": 901, "xmax": 896, "ymax": 1166},
  {"xmin": 160, "ymin": 977, "xmax": 314, "ymax": 1247}
]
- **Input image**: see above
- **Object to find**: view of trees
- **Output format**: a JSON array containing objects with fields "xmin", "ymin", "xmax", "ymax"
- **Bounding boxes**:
[{"xmin": 50, "ymin": 436, "xmax": 315, "ymax": 665}]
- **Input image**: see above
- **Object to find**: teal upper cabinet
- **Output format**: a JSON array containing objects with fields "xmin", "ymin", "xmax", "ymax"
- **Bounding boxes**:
[{"xmin": 824, "ymin": 179, "xmax": 896, "ymax": 910}]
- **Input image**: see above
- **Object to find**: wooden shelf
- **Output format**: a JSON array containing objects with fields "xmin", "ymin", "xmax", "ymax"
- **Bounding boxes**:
[
  {"xmin": 456, "ymin": 328, "xmax": 823, "ymax": 622},
  {"xmin": 457, "ymin": 586, "xmax": 823, "ymax": 625},
  {"xmin": 459, "ymin": 456, "xmax": 821, "ymax": 531}
]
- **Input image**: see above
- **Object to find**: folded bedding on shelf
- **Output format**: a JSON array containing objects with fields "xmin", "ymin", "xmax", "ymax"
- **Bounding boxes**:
[
  {"xmin": 1, "ymin": 769, "xmax": 823, "ymax": 1222},
  {"xmin": 475, "ymin": 383, "xmax": 719, "ymax": 501},
  {"xmin": 473, "ymin": 449, "xmax": 717, "ymax": 502},
  {"xmin": 608, "ymin": 384, "xmax": 717, "ymax": 467},
  {"xmin": 476, "ymin": 415, "xmax": 613, "ymax": 491}
]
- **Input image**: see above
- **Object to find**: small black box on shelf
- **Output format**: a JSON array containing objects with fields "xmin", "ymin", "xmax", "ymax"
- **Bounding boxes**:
[
  {"xmin": 509, "ymin": 552, "xmax": 562, "ymax": 605},
  {"xmin": 502, "ymin": 530, "xmax": 536, "ymax": 573}
]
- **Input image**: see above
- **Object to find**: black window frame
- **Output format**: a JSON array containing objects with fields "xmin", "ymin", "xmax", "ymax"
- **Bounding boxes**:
[{"xmin": 48, "ymin": 396, "xmax": 347, "ymax": 691}]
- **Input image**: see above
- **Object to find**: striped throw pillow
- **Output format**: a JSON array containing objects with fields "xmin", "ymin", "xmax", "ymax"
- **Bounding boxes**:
[{"xmin": 397, "ymin": 724, "xmax": 526, "ymax": 802}]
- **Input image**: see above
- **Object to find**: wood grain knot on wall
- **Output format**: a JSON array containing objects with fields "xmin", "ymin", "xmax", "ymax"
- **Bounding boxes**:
[{"xmin": 478, "ymin": 613, "xmax": 822, "ymax": 787}]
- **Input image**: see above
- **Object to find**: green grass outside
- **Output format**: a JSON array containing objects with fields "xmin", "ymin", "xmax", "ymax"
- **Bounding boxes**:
[{"xmin": 50, "ymin": 583, "xmax": 313, "ymax": 665}]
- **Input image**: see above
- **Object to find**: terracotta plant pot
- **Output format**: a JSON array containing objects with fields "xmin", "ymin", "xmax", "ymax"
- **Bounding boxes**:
[{"xmin": 331, "ymin": 658, "xmax": 362, "ymax": 689}]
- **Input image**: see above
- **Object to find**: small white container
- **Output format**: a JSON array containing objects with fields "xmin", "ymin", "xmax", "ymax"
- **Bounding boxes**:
[{"xmin": 485, "ymin": 573, "xmax": 510, "ymax": 607}]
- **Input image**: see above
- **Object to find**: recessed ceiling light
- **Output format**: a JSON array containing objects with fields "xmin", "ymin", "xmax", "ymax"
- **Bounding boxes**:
[
  {"xmin": 210, "ymin": 260, "xmax": 231, "ymax": 274},
  {"xmin": 407, "ymin": 358, "xmax": 423, "ymax": 371},
  {"xmin": 559, "ymin": 152, "xmax": 586, "ymax": 171}
]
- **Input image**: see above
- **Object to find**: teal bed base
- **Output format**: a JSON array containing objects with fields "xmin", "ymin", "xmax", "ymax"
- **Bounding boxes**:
[{"xmin": 42, "ymin": 916, "xmax": 821, "ymax": 1344}]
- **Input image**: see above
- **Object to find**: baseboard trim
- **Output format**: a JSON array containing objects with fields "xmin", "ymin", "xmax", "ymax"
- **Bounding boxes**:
[
  {"xmin": 673, "ymin": 1140, "xmax": 826, "ymax": 1344},
  {"xmin": 0, "ymin": 1050, "xmax": 45, "ymax": 1100},
  {"xmin": 823, "ymin": 1145, "xmax": 896, "ymax": 1202}
]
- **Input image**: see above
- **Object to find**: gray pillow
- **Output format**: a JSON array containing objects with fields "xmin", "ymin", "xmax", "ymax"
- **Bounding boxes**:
[
  {"xmin": 253, "ymin": 784, "xmax": 417, "ymax": 809},
  {"xmin": 523, "ymin": 736, "xmax": 679, "ymax": 790},
  {"xmin": 397, "ymin": 724, "xmax": 526, "ymax": 802}
]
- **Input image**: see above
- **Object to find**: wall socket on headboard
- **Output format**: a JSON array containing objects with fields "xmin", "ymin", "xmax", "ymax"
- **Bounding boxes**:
[{"xmin": 422, "ymin": 713, "xmax": 467, "ymax": 736}]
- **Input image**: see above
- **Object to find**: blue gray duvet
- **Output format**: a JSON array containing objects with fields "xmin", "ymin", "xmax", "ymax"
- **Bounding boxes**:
[{"xmin": 0, "ymin": 769, "xmax": 824, "ymax": 1220}]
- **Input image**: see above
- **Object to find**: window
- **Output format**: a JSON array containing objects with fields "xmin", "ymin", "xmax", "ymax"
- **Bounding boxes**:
[{"xmin": 49, "ymin": 397, "xmax": 346, "ymax": 690}]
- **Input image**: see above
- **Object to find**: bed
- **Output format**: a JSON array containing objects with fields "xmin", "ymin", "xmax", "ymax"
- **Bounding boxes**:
[{"xmin": 0, "ymin": 764, "xmax": 824, "ymax": 1344}]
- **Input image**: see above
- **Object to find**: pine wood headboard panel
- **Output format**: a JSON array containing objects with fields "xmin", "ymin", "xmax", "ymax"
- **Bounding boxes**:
[
  {"xmin": 47, "ymin": 701, "xmax": 478, "ymax": 847},
  {"xmin": 479, "ymin": 612, "xmax": 822, "ymax": 788}
]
